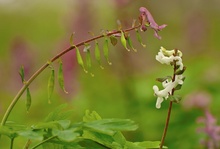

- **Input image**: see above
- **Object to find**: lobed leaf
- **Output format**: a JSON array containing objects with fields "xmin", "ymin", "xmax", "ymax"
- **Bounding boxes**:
[
  {"xmin": 84, "ymin": 119, "xmax": 138, "ymax": 135},
  {"xmin": 133, "ymin": 141, "xmax": 168, "ymax": 149},
  {"xmin": 45, "ymin": 104, "xmax": 73, "ymax": 122},
  {"xmin": 83, "ymin": 110, "xmax": 102, "ymax": 122},
  {"xmin": 18, "ymin": 129, "xmax": 45, "ymax": 141},
  {"xmin": 52, "ymin": 129, "xmax": 79, "ymax": 142}
]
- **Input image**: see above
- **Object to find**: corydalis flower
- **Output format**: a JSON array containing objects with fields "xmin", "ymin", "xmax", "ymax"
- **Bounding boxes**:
[
  {"xmin": 153, "ymin": 47, "xmax": 185, "ymax": 109},
  {"xmin": 156, "ymin": 46, "xmax": 183, "ymax": 70},
  {"xmin": 197, "ymin": 110, "xmax": 220, "ymax": 149},
  {"xmin": 139, "ymin": 7, "xmax": 167, "ymax": 40}
]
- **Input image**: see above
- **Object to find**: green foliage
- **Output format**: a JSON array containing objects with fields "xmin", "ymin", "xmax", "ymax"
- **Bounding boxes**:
[{"xmin": 0, "ymin": 106, "xmax": 162, "ymax": 148}]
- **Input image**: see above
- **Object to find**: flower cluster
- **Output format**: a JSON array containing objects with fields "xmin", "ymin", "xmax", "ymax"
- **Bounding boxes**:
[{"xmin": 153, "ymin": 47, "xmax": 185, "ymax": 109}]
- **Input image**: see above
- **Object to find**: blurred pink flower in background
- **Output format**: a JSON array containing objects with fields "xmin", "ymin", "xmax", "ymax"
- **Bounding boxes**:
[
  {"xmin": 197, "ymin": 110, "xmax": 220, "ymax": 149},
  {"xmin": 9, "ymin": 37, "xmax": 34, "ymax": 90},
  {"xmin": 183, "ymin": 91, "xmax": 211, "ymax": 110}
]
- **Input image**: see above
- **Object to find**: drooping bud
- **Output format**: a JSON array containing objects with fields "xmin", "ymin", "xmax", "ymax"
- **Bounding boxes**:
[
  {"xmin": 120, "ymin": 31, "xmax": 130, "ymax": 51},
  {"xmin": 58, "ymin": 60, "xmax": 68, "ymax": 94}
]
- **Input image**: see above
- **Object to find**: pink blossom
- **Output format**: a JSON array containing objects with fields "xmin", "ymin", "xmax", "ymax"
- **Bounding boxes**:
[{"xmin": 139, "ymin": 7, "xmax": 167, "ymax": 39}]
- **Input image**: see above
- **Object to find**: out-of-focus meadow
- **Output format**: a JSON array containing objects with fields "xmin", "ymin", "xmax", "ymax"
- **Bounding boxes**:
[{"xmin": 0, "ymin": 0, "xmax": 220, "ymax": 148}]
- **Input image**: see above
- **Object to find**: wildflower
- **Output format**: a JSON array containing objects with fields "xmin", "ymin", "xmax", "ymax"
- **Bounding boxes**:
[
  {"xmin": 197, "ymin": 110, "xmax": 220, "ymax": 149},
  {"xmin": 153, "ymin": 47, "xmax": 185, "ymax": 109},
  {"xmin": 139, "ymin": 7, "xmax": 167, "ymax": 39},
  {"xmin": 156, "ymin": 47, "xmax": 183, "ymax": 70}
]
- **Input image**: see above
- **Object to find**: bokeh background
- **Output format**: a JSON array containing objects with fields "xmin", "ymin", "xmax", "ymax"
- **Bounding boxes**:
[{"xmin": 0, "ymin": 0, "xmax": 220, "ymax": 148}]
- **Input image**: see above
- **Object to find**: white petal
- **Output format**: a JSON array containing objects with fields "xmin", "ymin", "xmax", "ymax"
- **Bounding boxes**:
[{"xmin": 156, "ymin": 97, "xmax": 164, "ymax": 109}]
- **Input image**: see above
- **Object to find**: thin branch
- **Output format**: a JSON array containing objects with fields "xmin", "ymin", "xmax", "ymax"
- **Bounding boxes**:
[{"xmin": 0, "ymin": 24, "xmax": 141, "ymax": 126}]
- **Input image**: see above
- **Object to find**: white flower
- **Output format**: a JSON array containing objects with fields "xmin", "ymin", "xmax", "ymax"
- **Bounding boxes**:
[
  {"xmin": 153, "ymin": 47, "xmax": 185, "ymax": 109},
  {"xmin": 156, "ymin": 47, "xmax": 184, "ymax": 70}
]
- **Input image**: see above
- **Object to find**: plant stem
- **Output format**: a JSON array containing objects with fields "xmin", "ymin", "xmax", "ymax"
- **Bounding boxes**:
[
  {"xmin": 23, "ymin": 139, "xmax": 31, "ymax": 149},
  {"xmin": 0, "ymin": 24, "xmax": 141, "ymax": 126},
  {"xmin": 10, "ymin": 138, "xmax": 14, "ymax": 149},
  {"xmin": 30, "ymin": 136, "xmax": 57, "ymax": 149},
  {"xmin": 159, "ymin": 101, "xmax": 173, "ymax": 149},
  {"xmin": 160, "ymin": 51, "xmax": 178, "ymax": 149}
]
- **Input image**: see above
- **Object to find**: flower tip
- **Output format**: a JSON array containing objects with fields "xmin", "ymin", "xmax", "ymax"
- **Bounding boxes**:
[
  {"xmin": 139, "ymin": 7, "xmax": 146, "ymax": 13},
  {"xmin": 158, "ymin": 24, "xmax": 167, "ymax": 30},
  {"xmin": 156, "ymin": 104, "xmax": 161, "ymax": 109}
]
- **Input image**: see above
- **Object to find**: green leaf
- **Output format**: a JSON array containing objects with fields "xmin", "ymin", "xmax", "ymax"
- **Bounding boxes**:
[
  {"xmin": 57, "ymin": 120, "xmax": 71, "ymax": 129},
  {"xmin": 168, "ymin": 95, "xmax": 182, "ymax": 103},
  {"xmin": 19, "ymin": 65, "xmax": 25, "ymax": 83},
  {"xmin": 120, "ymin": 31, "xmax": 130, "ymax": 51},
  {"xmin": 31, "ymin": 121, "xmax": 62, "ymax": 130},
  {"xmin": 127, "ymin": 36, "xmax": 137, "ymax": 52},
  {"xmin": 58, "ymin": 60, "xmax": 68, "ymax": 94},
  {"xmin": 45, "ymin": 104, "xmax": 73, "ymax": 122},
  {"xmin": 82, "ymin": 129, "xmax": 116, "ymax": 148},
  {"xmin": 26, "ymin": 87, "xmax": 31, "ymax": 113},
  {"xmin": 18, "ymin": 129, "xmax": 45, "ymax": 140},
  {"xmin": 32, "ymin": 120, "xmax": 71, "ymax": 130},
  {"xmin": 79, "ymin": 139, "xmax": 109, "ymax": 149},
  {"xmin": 52, "ymin": 129, "xmax": 79, "ymax": 142},
  {"xmin": 133, "ymin": 141, "xmax": 168, "ymax": 149},
  {"xmin": 0, "ymin": 125, "xmax": 17, "ymax": 139},
  {"xmin": 47, "ymin": 67, "xmax": 55, "ymax": 104},
  {"xmin": 175, "ymin": 66, "xmax": 186, "ymax": 75},
  {"xmin": 103, "ymin": 38, "xmax": 112, "ymax": 65},
  {"xmin": 84, "ymin": 119, "xmax": 138, "ymax": 135},
  {"xmin": 156, "ymin": 76, "xmax": 172, "ymax": 82},
  {"xmin": 135, "ymin": 29, "xmax": 146, "ymax": 48},
  {"xmin": 83, "ymin": 110, "xmax": 102, "ymax": 122},
  {"xmin": 76, "ymin": 46, "xmax": 88, "ymax": 73},
  {"xmin": 174, "ymin": 84, "xmax": 182, "ymax": 91},
  {"xmin": 110, "ymin": 36, "xmax": 118, "ymax": 46}
]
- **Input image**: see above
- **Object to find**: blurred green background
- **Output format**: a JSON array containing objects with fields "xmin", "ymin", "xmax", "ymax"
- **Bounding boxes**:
[{"xmin": 0, "ymin": 0, "xmax": 220, "ymax": 148}]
